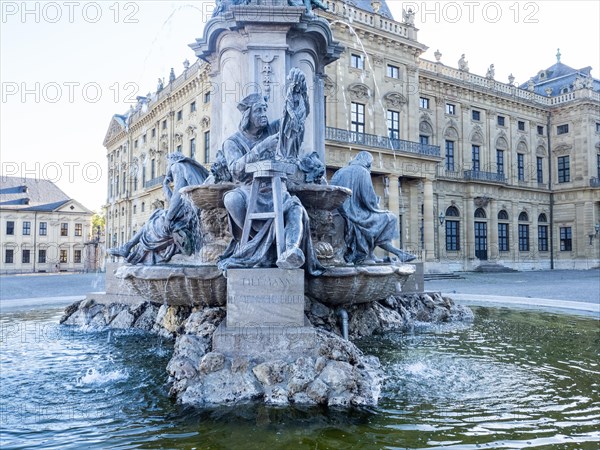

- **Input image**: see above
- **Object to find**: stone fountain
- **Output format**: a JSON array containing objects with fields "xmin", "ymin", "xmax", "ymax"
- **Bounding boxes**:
[{"xmin": 61, "ymin": 0, "xmax": 472, "ymax": 408}]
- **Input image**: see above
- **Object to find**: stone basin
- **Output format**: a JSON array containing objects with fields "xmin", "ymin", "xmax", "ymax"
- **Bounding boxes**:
[
  {"xmin": 181, "ymin": 183, "xmax": 237, "ymax": 210},
  {"xmin": 289, "ymin": 184, "xmax": 352, "ymax": 211},
  {"xmin": 305, "ymin": 263, "xmax": 415, "ymax": 306},
  {"xmin": 115, "ymin": 264, "xmax": 226, "ymax": 307}
]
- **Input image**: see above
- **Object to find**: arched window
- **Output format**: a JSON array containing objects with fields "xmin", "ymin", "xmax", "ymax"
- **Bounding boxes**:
[
  {"xmin": 474, "ymin": 208, "xmax": 486, "ymax": 218},
  {"xmin": 538, "ymin": 214, "xmax": 549, "ymax": 251},
  {"xmin": 498, "ymin": 210, "xmax": 509, "ymax": 220},
  {"xmin": 446, "ymin": 206, "xmax": 460, "ymax": 217},
  {"xmin": 518, "ymin": 212, "xmax": 530, "ymax": 251},
  {"xmin": 445, "ymin": 206, "xmax": 460, "ymax": 251},
  {"xmin": 141, "ymin": 202, "xmax": 145, "ymax": 212}
]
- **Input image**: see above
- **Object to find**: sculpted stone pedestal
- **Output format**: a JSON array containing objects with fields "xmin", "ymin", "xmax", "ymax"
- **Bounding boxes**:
[
  {"xmin": 190, "ymin": 3, "xmax": 343, "ymax": 162},
  {"xmin": 212, "ymin": 268, "xmax": 318, "ymax": 361}
]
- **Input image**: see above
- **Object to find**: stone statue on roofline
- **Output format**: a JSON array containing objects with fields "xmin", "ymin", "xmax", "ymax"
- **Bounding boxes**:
[
  {"xmin": 458, "ymin": 54, "xmax": 469, "ymax": 72},
  {"xmin": 330, "ymin": 151, "xmax": 416, "ymax": 265}
]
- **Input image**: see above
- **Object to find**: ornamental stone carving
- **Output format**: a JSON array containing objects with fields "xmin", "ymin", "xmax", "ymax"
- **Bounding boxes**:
[
  {"xmin": 323, "ymin": 75, "xmax": 336, "ymax": 96},
  {"xmin": 553, "ymin": 144, "xmax": 572, "ymax": 155},
  {"xmin": 470, "ymin": 131, "xmax": 483, "ymax": 144},
  {"xmin": 383, "ymin": 92, "xmax": 407, "ymax": 109},
  {"xmin": 348, "ymin": 83, "xmax": 370, "ymax": 100},
  {"xmin": 419, "ymin": 120, "xmax": 433, "ymax": 136},
  {"xmin": 474, "ymin": 196, "xmax": 491, "ymax": 208},
  {"xmin": 444, "ymin": 127, "xmax": 459, "ymax": 140},
  {"xmin": 201, "ymin": 116, "xmax": 211, "ymax": 129}
]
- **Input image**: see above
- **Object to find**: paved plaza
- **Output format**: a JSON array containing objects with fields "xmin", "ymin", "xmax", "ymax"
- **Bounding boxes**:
[{"xmin": 0, "ymin": 269, "xmax": 598, "ymax": 316}]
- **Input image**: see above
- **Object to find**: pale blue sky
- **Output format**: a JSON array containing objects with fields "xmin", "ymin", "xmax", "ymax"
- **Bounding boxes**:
[{"xmin": 1, "ymin": 1, "xmax": 598, "ymax": 211}]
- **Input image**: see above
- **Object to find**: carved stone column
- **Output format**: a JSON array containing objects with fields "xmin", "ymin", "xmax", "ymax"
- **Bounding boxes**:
[
  {"xmin": 423, "ymin": 179, "xmax": 435, "ymax": 261},
  {"xmin": 190, "ymin": 3, "xmax": 343, "ymax": 163}
]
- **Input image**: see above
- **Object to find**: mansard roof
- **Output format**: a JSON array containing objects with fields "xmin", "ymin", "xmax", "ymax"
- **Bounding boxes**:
[
  {"xmin": 520, "ymin": 54, "xmax": 600, "ymax": 97},
  {"xmin": 353, "ymin": 0, "xmax": 393, "ymax": 18},
  {"xmin": 0, "ymin": 177, "xmax": 91, "ymax": 213}
]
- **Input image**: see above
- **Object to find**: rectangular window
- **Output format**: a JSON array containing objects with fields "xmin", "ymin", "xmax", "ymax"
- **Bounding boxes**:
[
  {"xmin": 190, "ymin": 101, "xmax": 196, "ymax": 112},
  {"xmin": 60, "ymin": 249, "xmax": 68, "ymax": 263},
  {"xmin": 445, "ymin": 220, "xmax": 460, "ymax": 251},
  {"xmin": 177, "ymin": 110, "xmax": 183, "ymax": 121},
  {"xmin": 518, "ymin": 120, "xmax": 525, "ymax": 131},
  {"xmin": 497, "ymin": 115, "xmax": 505, "ymax": 126},
  {"xmin": 204, "ymin": 92, "xmax": 211, "ymax": 103},
  {"xmin": 151, "ymin": 128, "xmax": 156, "ymax": 138},
  {"xmin": 560, "ymin": 227, "xmax": 572, "ymax": 251},
  {"xmin": 537, "ymin": 157, "xmax": 544, "ymax": 183},
  {"xmin": 445, "ymin": 103, "xmax": 456, "ymax": 115},
  {"xmin": 498, "ymin": 223, "xmax": 509, "ymax": 252},
  {"xmin": 115, "ymin": 175, "xmax": 119, "ymax": 195},
  {"xmin": 6, "ymin": 221, "xmax": 14, "ymax": 235},
  {"xmin": 597, "ymin": 154, "xmax": 600, "ymax": 178},
  {"xmin": 176, "ymin": 144, "xmax": 182, "ymax": 153},
  {"xmin": 517, "ymin": 153, "xmax": 525, "ymax": 181},
  {"xmin": 419, "ymin": 135, "xmax": 429, "ymax": 145},
  {"xmin": 151, "ymin": 158, "xmax": 156, "ymax": 179},
  {"xmin": 143, "ymin": 134, "xmax": 147, "ymax": 144},
  {"xmin": 496, "ymin": 150, "xmax": 505, "ymax": 175},
  {"xmin": 472, "ymin": 110, "xmax": 480, "ymax": 121},
  {"xmin": 134, "ymin": 139, "xmax": 138, "ymax": 148},
  {"xmin": 5, "ymin": 249, "xmax": 14, "ymax": 264},
  {"xmin": 350, "ymin": 53, "xmax": 363, "ymax": 69},
  {"xmin": 386, "ymin": 64, "xmax": 399, "ymax": 78},
  {"xmin": 22, "ymin": 249, "xmax": 30, "ymax": 264},
  {"xmin": 75, "ymin": 223, "xmax": 82, "ymax": 237},
  {"xmin": 350, "ymin": 102, "xmax": 365, "ymax": 134},
  {"xmin": 60, "ymin": 223, "xmax": 68, "ymax": 237},
  {"xmin": 472, "ymin": 145, "xmax": 480, "ymax": 171},
  {"xmin": 445, "ymin": 141, "xmax": 455, "ymax": 171},
  {"xmin": 38, "ymin": 249, "xmax": 46, "ymax": 263},
  {"xmin": 39, "ymin": 222, "xmax": 47, "ymax": 236},
  {"xmin": 204, "ymin": 131, "xmax": 210, "ymax": 164},
  {"xmin": 122, "ymin": 171, "xmax": 126, "ymax": 193},
  {"xmin": 537, "ymin": 125, "xmax": 544, "ymax": 135},
  {"xmin": 162, "ymin": 119, "xmax": 167, "ymax": 130},
  {"xmin": 190, "ymin": 138, "xmax": 196, "ymax": 159},
  {"xmin": 518, "ymin": 224, "xmax": 529, "ymax": 251},
  {"xmin": 538, "ymin": 225, "xmax": 548, "ymax": 251},
  {"xmin": 557, "ymin": 156, "xmax": 570, "ymax": 183},
  {"xmin": 419, "ymin": 97, "xmax": 430, "ymax": 109},
  {"xmin": 134, "ymin": 177, "xmax": 138, "ymax": 192},
  {"xmin": 387, "ymin": 110, "xmax": 399, "ymax": 139},
  {"xmin": 74, "ymin": 250, "xmax": 82, "ymax": 264},
  {"xmin": 557, "ymin": 124, "xmax": 569, "ymax": 135},
  {"xmin": 596, "ymin": 122, "xmax": 600, "ymax": 133}
]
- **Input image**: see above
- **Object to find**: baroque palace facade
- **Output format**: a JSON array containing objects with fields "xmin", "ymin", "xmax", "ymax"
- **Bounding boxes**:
[{"xmin": 103, "ymin": 0, "xmax": 600, "ymax": 272}]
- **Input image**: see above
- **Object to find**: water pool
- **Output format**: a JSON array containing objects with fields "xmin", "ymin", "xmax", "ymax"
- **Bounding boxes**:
[{"xmin": 1, "ymin": 306, "xmax": 598, "ymax": 449}]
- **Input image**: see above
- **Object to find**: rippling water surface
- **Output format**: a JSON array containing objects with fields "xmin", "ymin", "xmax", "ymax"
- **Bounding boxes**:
[{"xmin": 1, "ymin": 306, "xmax": 598, "ymax": 449}]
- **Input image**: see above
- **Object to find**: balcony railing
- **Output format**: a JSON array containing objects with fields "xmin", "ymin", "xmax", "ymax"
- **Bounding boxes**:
[
  {"xmin": 325, "ymin": 127, "xmax": 440, "ymax": 157},
  {"xmin": 463, "ymin": 170, "xmax": 506, "ymax": 183},
  {"xmin": 591, "ymin": 177, "xmax": 600, "ymax": 187},
  {"xmin": 144, "ymin": 175, "xmax": 165, "ymax": 189}
]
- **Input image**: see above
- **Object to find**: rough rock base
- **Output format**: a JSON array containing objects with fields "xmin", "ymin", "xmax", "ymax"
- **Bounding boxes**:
[{"xmin": 60, "ymin": 292, "xmax": 473, "ymax": 407}]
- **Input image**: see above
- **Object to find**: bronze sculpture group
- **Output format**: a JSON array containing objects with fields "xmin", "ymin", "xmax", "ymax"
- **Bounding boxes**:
[{"xmin": 109, "ymin": 68, "xmax": 415, "ymax": 270}]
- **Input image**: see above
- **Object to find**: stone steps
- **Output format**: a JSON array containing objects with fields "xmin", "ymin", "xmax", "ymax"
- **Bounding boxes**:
[{"xmin": 473, "ymin": 263, "xmax": 518, "ymax": 273}]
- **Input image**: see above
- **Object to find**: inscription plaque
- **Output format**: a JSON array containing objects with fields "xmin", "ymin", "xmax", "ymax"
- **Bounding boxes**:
[{"xmin": 226, "ymin": 268, "xmax": 305, "ymax": 327}]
